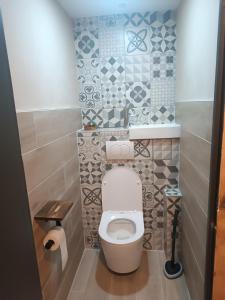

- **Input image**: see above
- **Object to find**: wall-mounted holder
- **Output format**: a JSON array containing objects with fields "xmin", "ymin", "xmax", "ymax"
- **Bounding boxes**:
[
  {"xmin": 34, "ymin": 200, "xmax": 73, "ymax": 227},
  {"xmin": 35, "ymin": 201, "xmax": 73, "ymax": 250}
]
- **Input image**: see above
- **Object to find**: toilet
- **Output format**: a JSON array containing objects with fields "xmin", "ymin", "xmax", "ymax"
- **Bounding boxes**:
[{"xmin": 99, "ymin": 167, "xmax": 144, "ymax": 274}]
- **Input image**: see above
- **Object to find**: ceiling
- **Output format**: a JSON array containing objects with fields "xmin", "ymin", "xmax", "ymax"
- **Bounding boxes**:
[{"xmin": 57, "ymin": 0, "xmax": 181, "ymax": 18}]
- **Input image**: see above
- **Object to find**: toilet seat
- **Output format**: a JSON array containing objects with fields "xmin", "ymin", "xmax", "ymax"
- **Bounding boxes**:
[{"xmin": 99, "ymin": 211, "xmax": 144, "ymax": 245}]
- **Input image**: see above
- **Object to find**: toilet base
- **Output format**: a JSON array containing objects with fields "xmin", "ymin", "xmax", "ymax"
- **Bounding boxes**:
[{"xmin": 100, "ymin": 237, "xmax": 143, "ymax": 274}]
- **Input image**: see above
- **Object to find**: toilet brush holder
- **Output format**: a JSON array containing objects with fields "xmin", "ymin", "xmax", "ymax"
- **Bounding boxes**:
[{"xmin": 164, "ymin": 208, "xmax": 183, "ymax": 279}]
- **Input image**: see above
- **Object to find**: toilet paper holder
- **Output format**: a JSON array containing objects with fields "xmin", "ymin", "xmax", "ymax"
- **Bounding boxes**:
[
  {"xmin": 44, "ymin": 239, "xmax": 55, "ymax": 250},
  {"xmin": 34, "ymin": 200, "xmax": 73, "ymax": 228}
]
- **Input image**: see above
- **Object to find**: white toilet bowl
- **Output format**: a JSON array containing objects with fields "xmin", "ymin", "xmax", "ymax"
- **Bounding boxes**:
[{"xmin": 98, "ymin": 167, "xmax": 144, "ymax": 273}]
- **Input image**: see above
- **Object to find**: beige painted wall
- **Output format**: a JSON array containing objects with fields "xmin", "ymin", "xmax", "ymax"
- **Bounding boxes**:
[
  {"xmin": 0, "ymin": 0, "xmax": 79, "ymax": 110},
  {"xmin": 176, "ymin": 0, "xmax": 220, "ymax": 102}
]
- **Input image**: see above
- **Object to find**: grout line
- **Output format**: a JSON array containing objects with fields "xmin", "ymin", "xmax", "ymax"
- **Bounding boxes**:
[
  {"xmin": 180, "ymin": 172, "xmax": 208, "ymax": 219},
  {"xmin": 182, "ymin": 229, "xmax": 205, "ymax": 282},
  {"xmin": 180, "ymin": 151, "xmax": 210, "ymax": 187},
  {"xmin": 21, "ymin": 131, "xmax": 77, "ymax": 156},
  {"xmin": 27, "ymin": 156, "xmax": 79, "ymax": 196},
  {"xmin": 181, "ymin": 127, "xmax": 212, "ymax": 144},
  {"xmin": 16, "ymin": 107, "xmax": 81, "ymax": 113}
]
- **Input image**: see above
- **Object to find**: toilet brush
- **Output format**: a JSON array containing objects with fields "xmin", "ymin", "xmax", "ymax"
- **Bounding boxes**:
[{"xmin": 164, "ymin": 207, "xmax": 183, "ymax": 279}]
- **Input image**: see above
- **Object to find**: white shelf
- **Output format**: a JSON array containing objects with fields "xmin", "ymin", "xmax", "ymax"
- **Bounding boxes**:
[{"xmin": 129, "ymin": 123, "xmax": 181, "ymax": 140}]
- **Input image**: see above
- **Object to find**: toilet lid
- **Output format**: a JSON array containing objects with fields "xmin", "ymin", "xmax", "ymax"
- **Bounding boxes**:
[{"xmin": 102, "ymin": 167, "xmax": 142, "ymax": 211}]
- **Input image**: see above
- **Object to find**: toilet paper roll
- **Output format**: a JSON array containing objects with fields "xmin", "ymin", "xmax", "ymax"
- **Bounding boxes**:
[{"xmin": 43, "ymin": 226, "xmax": 68, "ymax": 271}]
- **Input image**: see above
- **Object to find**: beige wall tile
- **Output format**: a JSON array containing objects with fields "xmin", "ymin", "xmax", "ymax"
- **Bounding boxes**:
[
  {"xmin": 73, "ymin": 108, "xmax": 82, "ymax": 132},
  {"xmin": 23, "ymin": 136, "xmax": 70, "ymax": 192},
  {"xmin": 182, "ymin": 207, "xmax": 206, "ymax": 276},
  {"xmin": 180, "ymin": 129, "xmax": 211, "ymax": 180},
  {"xmin": 180, "ymin": 153, "xmax": 209, "ymax": 215},
  {"xmin": 60, "ymin": 180, "xmax": 81, "ymax": 204},
  {"xmin": 63, "ymin": 201, "xmax": 83, "ymax": 244},
  {"xmin": 17, "ymin": 111, "xmax": 37, "ymax": 153},
  {"xmin": 28, "ymin": 167, "xmax": 66, "ymax": 218},
  {"xmin": 180, "ymin": 175, "xmax": 208, "ymax": 252},
  {"xmin": 33, "ymin": 109, "xmax": 82, "ymax": 147},
  {"xmin": 176, "ymin": 101, "xmax": 213, "ymax": 142},
  {"xmin": 64, "ymin": 157, "xmax": 80, "ymax": 189},
  {"xmin": 177, "ymin": 100, "xmax": 212, "ymax": 300},
  {"xmin": 68, "ymin": 291, "xmax": 84, "ymax": 300},
  {"xmin": 55, "ymin": 232, "xmax": 84, "ymax": 300},
  {"xmin": 17, "ymin": 108, "xmax": 83, "ymax": 300},
  {"xmin": 182, "ymin": 235, "xmax": 204, "ymax": 300}
]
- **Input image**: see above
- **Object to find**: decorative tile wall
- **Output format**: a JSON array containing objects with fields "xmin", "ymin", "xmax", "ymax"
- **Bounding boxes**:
[
  {"xmin": 77, "ymin": 128, "xmax": 180, "ymax": 250},
  {"xmin": 73, "ymin": 11, "xmax": 176, "ymax": 128}
]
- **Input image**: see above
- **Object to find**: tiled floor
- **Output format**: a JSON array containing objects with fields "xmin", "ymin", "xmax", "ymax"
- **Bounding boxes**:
[{"xmin": 67, "ymin": 249, "xmax": 191, "ymax": 300}]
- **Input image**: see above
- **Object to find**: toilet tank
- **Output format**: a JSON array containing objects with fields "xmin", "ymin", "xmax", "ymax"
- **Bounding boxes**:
[{"xmin": 102, "ymin": 167, "xmax": 142, "ymax": 211}]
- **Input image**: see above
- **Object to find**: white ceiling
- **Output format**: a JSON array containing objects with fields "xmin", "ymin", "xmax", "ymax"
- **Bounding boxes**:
[{"xmin": 58, "ymin": 0, "xmax": 181, "ymax": 18}]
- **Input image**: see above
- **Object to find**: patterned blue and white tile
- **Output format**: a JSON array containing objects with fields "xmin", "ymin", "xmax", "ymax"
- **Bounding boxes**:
[
  {"xmin": 126, "ymin": 81, "xmax": 151, "ymax": 108},
  {"xmin": 79, "ymin": 84, "xmax": 102, "ymax": 109},
  {"xmin": 81, "ymin": 183, "xmax": 102, "ymax": 208},
  {"xmin": 153, "ymin": 159, "xmax": 179, "ymax": 187},
  {"xmin": 124, "ymin": 12, "xmax": 151, "ymax": 27},
  {"xmin": 150, "ymin": 52, "xmax": 176, "ymax": 80},
  {"xmin": 153, "ymin": 139, "xmax": 172, "ymax": 160},
  {"xmin": 150, "ymin": 79, "xmax": 175, "ymax": 106},
  {"xmin": 82, "ymin": 109, "xmax": 103, "ymax": 128},
  {"xmin": 144, "ymin": 207, "xmax": 164, "ymax": 230},
  {"xmin": 128, "ymin": 107, "xmax": 151, "ymax": 125},
  {"xmin": 77, "ymin": 59, "xmax": 100, "ymax": 85},
  {"xmin": 149, "ymin": 11, "xmax": 175, "ymax": 27},
  {"xmin": 128, "ymin": 160, "xmax": 154, "ymax": 185},
  {"xmin": 101, "ymin": 82, "xmax": 126, "ymax": 108},
  {"xmin": 100, "ymin": 56, "xmax": 125, "ymax": 84},
  {"xmin": 99, "ymin": 14, "xmax": 126, "ymax": 28},
  {"xmin": 78, "ymin": 133, "xmax": 102, "ymax": 162},
  {"xmin": 144, "ymin": 208, "xmax": 157, "ymax": 230},
  {"xmin": 125, "ymin": 55, "xmax": 151, "ymax": 82},
  {"xmin": 77, "ymin": 129, "xmax": 99, "ymax": 138},
  {"xmin": 75, "ymin": 29, "xmax": 99, "ymax": 59},
  {"xmin": 80, "ymin": 161, "xmax": 105, "ymax": 185},
  {"xmin": 143, "ymin": 229, "xmax": 153, "ymax": 250},
  {"xmin": 125, "ymin": 27, "xmax": 150, "ymax": 55},
  {"xmin": 153, "ymin": 184, "xmax": 167, "ymax": 210},
  {"xmin": 73, "ymin": 17, "xmax": 99, "ymax": 32},
  {"xmin": 102, "ymin": 108, "xmax": 125, "ymax": 128},
  {"xmin": 150, "ymin": 105, "xmax": 175, "ymax": 124},
  {"xmin": 84, "ymin": 229, "xmax": 100, "ymax": 249},
  {"xmin": 134, "ymin": 140, "xmax": 153, "ymax": 160},
  {"xmin": 82, "ymin": 206, "xmax": 102, "ymax": 231},
  {"xmin": 150, "ymin": 22, "xmax": 176, "ymax": 53},
  {"xmin": 142, "ymin": 185, "xmax": 154, "ymax": 209},
  {"xmin": 99, "ymin": 28, "xmax": 125, "ymax": 57}
]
